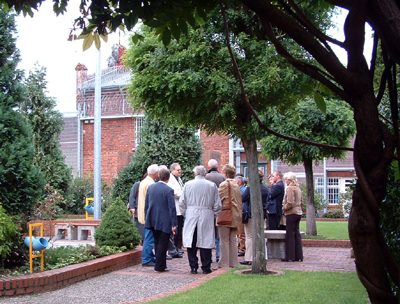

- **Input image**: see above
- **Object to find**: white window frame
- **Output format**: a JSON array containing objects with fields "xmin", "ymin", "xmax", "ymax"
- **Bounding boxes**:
[{"xmin": 134, "ymin": 117, "xmax": 143, "ymax": 147}]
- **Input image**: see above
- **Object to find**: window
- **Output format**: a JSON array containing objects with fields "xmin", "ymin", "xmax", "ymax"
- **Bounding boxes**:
[
  {"xmin": 315, "ymin": 177, "xmax": 324, "ymax": 196},
  {"xmin": 314, "ymin": 177, "xmax": 343, "ymax": 204},
  {"xmin": 135, "ymin": 117, "xmax": 143, "ymax": 147},
  {"xmin": 327, "ymin": 178, "xmax": 340, "ymax": 204},
  {"xmin": 241, "ymin": 163, "xmax": 267, "ymax": 180}
]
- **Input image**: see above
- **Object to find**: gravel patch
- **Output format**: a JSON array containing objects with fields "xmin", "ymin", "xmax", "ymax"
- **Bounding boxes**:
[{"xmin": 0, "ymin": 273, "xmax": 198, "ymax": 304}]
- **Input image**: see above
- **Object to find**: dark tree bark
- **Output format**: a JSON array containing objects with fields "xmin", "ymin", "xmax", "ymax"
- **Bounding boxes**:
[
  {"xmin": 239, "ymin": 0, "xmax": 399, "ymax": 302},
  {"xmin": 303, "ymin": 157, "xmax": 317, "ymax": 236},
  {"xmin": 241, "ymin": 136, "xmax": 267, "ymax": 274}
]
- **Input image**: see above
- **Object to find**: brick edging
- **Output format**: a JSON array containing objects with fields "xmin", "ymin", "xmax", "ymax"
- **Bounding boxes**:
[
  {"xmin": 302, "ymin": 239, "xmax": 351, "ymax": 248},
  {"xmin": 0, "ymin": 249, "xmax": 141, "ymax": 298}
]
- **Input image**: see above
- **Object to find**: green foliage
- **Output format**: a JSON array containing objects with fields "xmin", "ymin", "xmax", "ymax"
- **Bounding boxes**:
[
  {"xmin": 31, "ymin": 184, "xmax": 63, "ymax": 221},
  {"xmin": 19, "ymin": 64, "xmax": 73, "ymax": 200},
  {"xmin": 380, "ymin": 163, "xmax": 400, "ymax": 267},
  {"xmin": 0, "ymin": 10, "xmax": 25, "ymax": 108},
  {"xmin": 0, "ymin": 205, "xmax": 17, "ymax": 259},
  {"xmin": 64, "ymin": 174, "xmax": 94, "ymax": 214},
  {"xmin": 125, "ymin": 10, "xmax": 311, "ymax": 139},
  {"xmin": 0, "ymin": 12, "xmax": 46, "ymax": 216},
  {"xmin": 322, "ymin": 209, "xmax": 345, "ymax": 218},
  {"xmin": 0, "ymin": 213, "xmax": 28, "ymax": 268},
  {"xmin": 299, "ymin": 182, "xmax": 328, "ymax": 215},
  {"xmin": 94, "ymin": 197, "xmax": 140, "ymax": 248},
  {"xmin": 338, "ymin": 186, "xmax": 353, "ymax": 217},
  {"xmin": 64, "ymin": 174, "xmax": 113, "ymax": 214},
  {"xmin": 260, "ymin": 99, "xmax": 356, "ymax": 165},
  {"xmin": 44, "ymin": 245, "xmax": 125, "ymax": 270},
  {"xmin": 113, "ymin": 118, "xmax": 202, "ymax": 203}
]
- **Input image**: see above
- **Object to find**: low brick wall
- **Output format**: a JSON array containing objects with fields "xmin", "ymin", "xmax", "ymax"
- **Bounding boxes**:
[
  {"xmin": 0, "ymin": 249, "xmax": 141, "ymax": 298},
  {"xmin": 301, "ymin": 218, "xmax": 348, "ymax": 222},
  {"xmin": 303, "ymin": 239, "xmax": 351, "ymax": 248}
]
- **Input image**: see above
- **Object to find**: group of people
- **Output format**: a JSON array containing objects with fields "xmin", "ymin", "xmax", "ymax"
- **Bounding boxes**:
[{"xmin": 128, "ymin": 159, "xmax": 304, "ymax": 274}]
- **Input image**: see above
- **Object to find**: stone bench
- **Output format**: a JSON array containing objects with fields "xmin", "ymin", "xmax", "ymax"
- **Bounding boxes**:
[
  {"xmin": 74, "ymin": 223, "xmax": 99, "ymax": 241},
  {"xmin": 54, "ymin": 223, "xmax": 99, "ymax": 241},
  {"xmin": 265, "ymin": 230, "xmax": 305, "ymax": 259},
  {"xmin": 54, "ymin": 224, "xmax": 77, "ymax": 240}
]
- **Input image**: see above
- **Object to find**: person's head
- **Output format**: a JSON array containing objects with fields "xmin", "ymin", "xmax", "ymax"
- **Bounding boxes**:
[
  {"xmin": 258, "ymin": 169, "xmax": 264, "ymax": 181},
  {"xmin": 158, "ymin": 167, "xmax": 170, "ymax": 182},
  {"xmin": 243, "ymin": 177, "xmax": 248, "ymax": 186},
  {"xmin": 222, "ymin": 164, "xmax": 236, "ymax": 179},
  {"xmin": 208, "ymin": 159, "xmax": 218, "ymax": 169},
  {"xmin": 283, "ymin": 171, "xmax": 299, "ymax": 186},
  {"xmin": 236, "ymin": 173, "xmax": 244, "ymax": 177},
  {"xmin": 147, "ymin": 164, "xmax": 159, "ymax": 180},
  {"xmin": 271, "ymin": 170, "xmax": 283, "ymax": 184},
  {"xmin": 193, "ymin": 165, "xmax": 207, "ymax": 177},
  {"xmin": 235, "ymin": 175, "xmax": 244, "ymax": 187},
  {"xmin": 170, "ymin": 163, "xmax": 182, "ymax": 177}
]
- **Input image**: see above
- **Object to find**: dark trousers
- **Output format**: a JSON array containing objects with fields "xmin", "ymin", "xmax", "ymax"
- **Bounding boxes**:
[
  {"xmin": 187, "ymin": 228, "xmax": 212, "ymax": 271},
  {"xmin": 152, "ymin": 230, "xmax": 170, "ymax": 271},
  {"xmin": 268, "ymin": 214, "xmax": 281, "ymax": 230},
  {"xmin": 285, "ymin": 214, "xmax": 303, "ymax": 261},
  {"xmin": 174, "ymin": 215, "xmax": 184, "ymax": 249}
]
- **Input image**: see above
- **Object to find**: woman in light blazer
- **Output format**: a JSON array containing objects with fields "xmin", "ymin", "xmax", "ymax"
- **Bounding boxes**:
[
  {"xmin": 216, "ymin": 164, "xmax": 242, "ymax": 268},
  {"xmin": 282, "ymin": 172, "xmax": 304, "ymax": 262}
]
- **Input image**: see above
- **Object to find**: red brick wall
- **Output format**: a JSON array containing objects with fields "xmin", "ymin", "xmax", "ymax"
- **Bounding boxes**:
[
  {"xmin": 200, "ymin": 131, "xmax": 230, "ymax": 171},
  {"xmin": 82, "ymin": 117, "xmax": 135, "ymax": 183}
]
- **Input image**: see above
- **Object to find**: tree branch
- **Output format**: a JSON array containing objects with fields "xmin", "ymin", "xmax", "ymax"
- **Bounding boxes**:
[
  {"xmin": 218, "ymin": 0, "xmax": 353, "ymax": 152},
  {"xmin": 283, "ymin": 0, "xmax": 345, "ymax": 50}
]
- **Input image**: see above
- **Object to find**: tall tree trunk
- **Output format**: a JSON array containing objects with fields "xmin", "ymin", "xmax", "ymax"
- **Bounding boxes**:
[
  {"xmin": 303, "ymin": 157, "xmax": 317, "ymax": 236},
  {"xmin": 242, "ymin": 137, "xmax": 267, "ymax": 274},
  {"xmin": 349, "ymin": 91, "xmax": 398, "ymax": 304}
]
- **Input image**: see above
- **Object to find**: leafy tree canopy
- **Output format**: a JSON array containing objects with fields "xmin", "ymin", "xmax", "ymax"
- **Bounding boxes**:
[
  {"xmin": 113, "ymin": 118, "xmax": 202, "ymax": 203},
  {"xmin": 260, "ymin": 99, "xmax": 356, "ymax": 165}
]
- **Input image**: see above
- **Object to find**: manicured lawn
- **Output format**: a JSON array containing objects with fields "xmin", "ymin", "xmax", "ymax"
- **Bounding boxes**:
[
  {"xmin": 150, "ymin": 269, "xmax": 367, "ymax": 303},
  {"xmin": 300, "ymin": 220, "xmax": 349, "ymax": 240}
]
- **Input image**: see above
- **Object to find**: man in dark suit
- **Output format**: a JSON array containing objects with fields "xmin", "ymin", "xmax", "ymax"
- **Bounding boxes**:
[
  {"xmin": 144, "ymin": 167, "xmax": 178, "ymax": 272},
  {"xmin": 265, "ymin": 171, "xmax": 285, "ymax": 230}
]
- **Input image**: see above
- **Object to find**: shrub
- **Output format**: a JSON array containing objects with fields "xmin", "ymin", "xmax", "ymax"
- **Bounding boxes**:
[
  {"xmin": 94, "ymin": 197, "xmax": 140, "ymax": 248},
  {"xmin": 299, "ymin": 182, "xmax": 328, "ymax": 217},
  {"xmin": 0, "ymin": 212, "xmax": 28, "ymax": 268},
  {"xmin": 63, "ymin": 174, "xmax": 94, "ymax": 215},
  {"xmin": 0, "ymin": 205, "xmax": 17, "ymax": 260},
  {"xmin": 322, "ymin": 209, "xmax": 344, "ymax": 218}
]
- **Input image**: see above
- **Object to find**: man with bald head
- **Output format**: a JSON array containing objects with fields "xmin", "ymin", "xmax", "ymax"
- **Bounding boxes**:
[{"xmin": 179, "ymin": 166, "xmax": 222, "ymax": 274}]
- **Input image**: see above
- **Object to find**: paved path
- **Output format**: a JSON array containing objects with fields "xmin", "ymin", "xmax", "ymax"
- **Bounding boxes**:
[{"xmin": 0, "ymin": 247, "xmax": 355, "ymax": 304}]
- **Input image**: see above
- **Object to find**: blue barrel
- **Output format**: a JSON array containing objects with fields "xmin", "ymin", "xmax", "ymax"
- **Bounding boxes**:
[
  {"xmin": 84, "ymin": 204, "xmax": 94, "ymax": 215},
  {"xmin": 24, "ymin": 236, "xmax": 49, "ymax": 251}
]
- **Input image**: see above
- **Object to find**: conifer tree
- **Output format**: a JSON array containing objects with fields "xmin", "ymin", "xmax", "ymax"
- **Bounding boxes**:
[
  {"xmin": 94, "ymin": 197, "xmax": 140, "ymax": 248},
  {"xmin": 0, "ymin": 10, "xmax": 45, "ymax": 216}
]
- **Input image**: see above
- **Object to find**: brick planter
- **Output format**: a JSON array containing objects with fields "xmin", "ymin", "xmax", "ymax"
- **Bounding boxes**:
[
  {"xmin": 303, "ymin": 239, "xmax": 351, "ymax": 248},
  {"xmin": 0, "ymin": 249, "xmax": 141, "ymax": 298}
]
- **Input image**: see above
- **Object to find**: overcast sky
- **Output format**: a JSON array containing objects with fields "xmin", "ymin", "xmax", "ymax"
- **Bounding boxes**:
[
  {"xmin": 15, "ymin": 0, "xmax": 131, "ymax": 113},
  {"xmin": 15, "ymin": 5, "xmax": 371, "ymax": 114}
]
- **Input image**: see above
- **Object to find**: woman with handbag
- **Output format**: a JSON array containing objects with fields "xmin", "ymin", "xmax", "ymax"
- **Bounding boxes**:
[
  {"xmin": 281, "ymin": 172, "xmax": 304, "ymax": 262},
  {"xmin": 216, "ymin": 164, "xmax": 242, "ymax": 268}
]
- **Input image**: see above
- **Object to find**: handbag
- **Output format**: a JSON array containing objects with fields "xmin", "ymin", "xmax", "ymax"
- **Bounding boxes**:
[
  {"xmin": 242, "ymin": 210, "xmax": 249, "ymax": 224},
  {"xmin": 217, "ymin": 181, "xmax": 233, "ymax": 226}
]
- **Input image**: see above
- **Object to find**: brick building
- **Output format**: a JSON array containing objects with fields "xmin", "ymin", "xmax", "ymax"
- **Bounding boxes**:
[{"xmin": 59, "ymin": 46, "xmax": 356, "ymax": 207}]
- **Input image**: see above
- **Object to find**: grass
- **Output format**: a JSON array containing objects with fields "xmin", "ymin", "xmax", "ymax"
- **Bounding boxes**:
[
  {"xmin": 150, "ymin": 269, "xmax": 368, "ymax": 304},
  {"xmin": 300, "ymin": 220, "xmax": 349, "ymax": 240}
]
